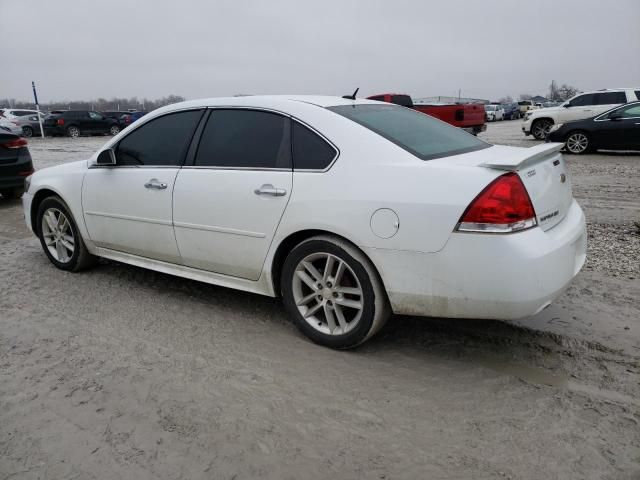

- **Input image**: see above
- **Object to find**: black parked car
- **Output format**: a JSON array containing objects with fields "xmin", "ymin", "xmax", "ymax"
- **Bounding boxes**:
[
  {"xmin": 0, "ymin": 132, "xmax": 33, "ymax": 199},
  {"xmin": 548, "ymin": 101, "xmax": 640, "ymax": 154},
  {"xmin": 43, "ymin": 110, "xmax": 120, "ymax": 138}
]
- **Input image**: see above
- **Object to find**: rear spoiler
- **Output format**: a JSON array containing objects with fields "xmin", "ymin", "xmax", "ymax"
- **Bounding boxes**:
[{"xmin": 481, "ymin": 143, "xmax": 563, "ymax": 171}]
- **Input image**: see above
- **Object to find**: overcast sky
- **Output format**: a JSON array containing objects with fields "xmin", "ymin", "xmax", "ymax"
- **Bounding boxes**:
[{"xmin": 2, "ymin": 0, "xmax": 639, "ymax": 103}]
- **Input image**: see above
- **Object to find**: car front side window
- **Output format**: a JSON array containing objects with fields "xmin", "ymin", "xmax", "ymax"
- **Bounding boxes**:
[
  {"xmin": 568, "ymin": 94, "xmax": 594, "ymax": 107},
  {"xmin": 115, "ymin": 110, "xmax": 203, "ymax": 167},
  {"xmin": 617, "ymin": 104, "xmax": 640, "ymax": 118}
]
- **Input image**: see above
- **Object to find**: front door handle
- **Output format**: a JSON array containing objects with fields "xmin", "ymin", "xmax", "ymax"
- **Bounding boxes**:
[
  {"xmin": 144, "ymin": 179, "xmax": 167, "ymax": 190},
  {"xmin": 254, "ymin": 184, "xmax": 287, "ymax": 197}
]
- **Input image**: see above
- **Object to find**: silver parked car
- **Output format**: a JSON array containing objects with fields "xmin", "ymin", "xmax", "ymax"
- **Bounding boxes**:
[{"xmin": 13, "ymin": 114, "xmax": 45, "ymax": 137}]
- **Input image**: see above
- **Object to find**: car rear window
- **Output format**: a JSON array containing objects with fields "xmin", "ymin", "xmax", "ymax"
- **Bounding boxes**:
[
  {"xmin": 328, "ymin": 104, "xmax": 489, "ymax": 160},
  {"xmin": 636, "ymin": 91, "xmax": 640, "ymax": 100}
]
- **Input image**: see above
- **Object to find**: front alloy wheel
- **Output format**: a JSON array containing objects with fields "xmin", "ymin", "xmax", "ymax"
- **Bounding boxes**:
[
  {"xmin": 109, "ymin": 125, "xmax": 120, "ymax": 136},
  {"xmin": 281, "ymin": 236, "xmax": 390, "ymax": 349},
  {"xmin": 565, "ymin": 132, "xmax": 590, "ymax": 154},
  {"xmin": 532, "ymin": 119, "xmax": 553, "ymax": 140},
  {"xmin": 37, "ymin": 196, "xmax": 98, "ymax": 271}
]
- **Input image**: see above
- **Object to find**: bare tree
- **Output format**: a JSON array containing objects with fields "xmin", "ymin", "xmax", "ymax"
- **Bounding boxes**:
[
  {"xmin": 548, "ymin": 80, "xmax": 560, "ymax": 101},
  {"xmin": 556, "ymin": 84, "xmax": 580, "ymax": 101},
  {"xmin": 498, "ymin": 95, "xmax": 514, "ymax": 104},
  {"xmin": 519, "ymin": 93, "xmax": 533, "ymax": 101}
]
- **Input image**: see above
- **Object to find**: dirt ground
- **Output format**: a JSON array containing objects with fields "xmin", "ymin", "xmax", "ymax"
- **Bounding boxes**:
[{"xmin": 1, "ymin": 122, "xmax": 639, "ymax": 480}]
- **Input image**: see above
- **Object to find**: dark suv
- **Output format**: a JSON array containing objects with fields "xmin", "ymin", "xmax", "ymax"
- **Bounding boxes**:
[
  {"xmin": 43, "ymin": 110, "xmax": 120, "ymax": 138},
  {"xmin": 0, "ymin": 132, "xmax": 33, "ymax": 199}
]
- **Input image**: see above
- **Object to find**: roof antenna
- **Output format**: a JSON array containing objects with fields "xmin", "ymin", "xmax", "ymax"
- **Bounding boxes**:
[{"xmin": 342, "ymin": 88, "xmax": 359, "ymax": 100}]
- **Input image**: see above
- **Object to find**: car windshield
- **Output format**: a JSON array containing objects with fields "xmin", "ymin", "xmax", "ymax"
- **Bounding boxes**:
[{"xmin": 327, "ymin": 103, "xmax": 490, "ymax": 160}]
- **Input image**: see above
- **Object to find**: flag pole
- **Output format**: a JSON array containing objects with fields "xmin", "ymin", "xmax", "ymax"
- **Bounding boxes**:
[{"xmin": 32, "ymin": 81, "xmax": 45, "ymax": 139}]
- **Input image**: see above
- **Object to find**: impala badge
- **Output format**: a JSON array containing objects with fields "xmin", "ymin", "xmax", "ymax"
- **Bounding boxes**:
[{"xmin": 560, "ymin": 173, "xmax": 566, "ymax": 183}]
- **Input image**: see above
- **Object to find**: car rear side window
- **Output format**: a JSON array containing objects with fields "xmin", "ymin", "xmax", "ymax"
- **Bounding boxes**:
[
  {"xmin": 593, "ymin": 92, "xmax": 627, "ymax": 105},
  {"xmin": 328, "ymin": 103, "xmax": 489, "ymax": 160},
  {"xmin": 292, "ymin": 121, "xmax": 337, "ymax": 170},
  {"xmin": 115, "ymin": 110, "xmax": 202, "ymax": 166},
  {"xmin": 194, "ymin": 109, "xmax": 291, "ymax": 169},
  {"xmin": 618, "ymin": 104, "xmax": 640, "ymax": 118}
]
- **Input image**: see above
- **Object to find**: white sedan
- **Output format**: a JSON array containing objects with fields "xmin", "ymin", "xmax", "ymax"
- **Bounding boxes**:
[{"xmin": 22, "ymin": 96, "xmax": 586, "ymax": 348}]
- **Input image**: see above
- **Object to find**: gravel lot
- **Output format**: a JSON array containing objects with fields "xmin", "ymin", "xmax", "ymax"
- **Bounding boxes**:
[{"xmin": 1, "ymin": 122, "xmax": 639, "ymax": 480}]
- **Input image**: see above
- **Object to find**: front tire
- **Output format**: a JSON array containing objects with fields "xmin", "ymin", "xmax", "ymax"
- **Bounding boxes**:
[
  {"xmin": 281, "ymin": 236, "xmax": 390, "ymax": 349},
  {"xmin": 564, "ymin": 131, "xmax": 592, "ymax": 154},
  {"xmin": 531, "ymin": 119, "xmax": 553, "ymax": 140},
  {"xmin": 22, "ymin": 126, "xmax": 34, "ymax": 137},
  {"xmin": 37, "ymin": 196, "xmax": 98, "ymax": 272},
  {"xmin": 109, "ymin": 125, "xmax": 120, "ymax": 136}
]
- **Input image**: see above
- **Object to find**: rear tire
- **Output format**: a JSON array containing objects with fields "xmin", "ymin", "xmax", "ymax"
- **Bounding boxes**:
[
  {"xmin": 281, "ymin": 235, "xmax": 390, "ymax": 349},
  {"xmin": 22, "ymin": 126, "xmax": 33, "ymax": 138},
  {"xmin": 37, "ymin": 196, "xmax": 98, "ymax": 272},
  {"xmin": 564, "ymin": 131, "xmax": 592, "ymax": 155},
  {"xmin": 66, "ymin": 126, "xmax": 80, "ymax": 138},
  {"xmin": 531, "ymin": 119, "xmax": 553, "ymax": 140}
]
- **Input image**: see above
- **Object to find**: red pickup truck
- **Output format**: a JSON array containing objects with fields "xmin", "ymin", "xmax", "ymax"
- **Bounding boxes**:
[{"xmin": 367, "ymin": 93, "xmax": 487, "ymax": 135}]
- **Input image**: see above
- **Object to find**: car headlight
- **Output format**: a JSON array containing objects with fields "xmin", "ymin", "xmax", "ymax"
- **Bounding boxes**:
[{"xmin": 549, "ymin": 123, "xmax": 563, "ymax": 133}]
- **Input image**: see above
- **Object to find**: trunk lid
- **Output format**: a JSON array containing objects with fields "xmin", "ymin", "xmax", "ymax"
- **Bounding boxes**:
[{"xmin": 479, "ymin": 143, "xmax": 572, "ymax": 231}]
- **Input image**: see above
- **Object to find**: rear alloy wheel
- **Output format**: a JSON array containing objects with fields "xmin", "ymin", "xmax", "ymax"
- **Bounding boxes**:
[
  {"xmin": 281, "ymin": 236, "xmax": 390, "ymax": 349},
  {"xmin": 22, "ymin": 126, "xmax": 34, "ymax": 138},
  {"xmin": 565, "ymin": 131, "xmax": 591, "ymax": 154},
  {"xmin": 37, "ymin": 196, "xmax": 98, "ymax": 271},
  {"xmin": 531, "ymin": 119, "xmax": 553, "ymax": 140},
  {"xmin": 66, "ymin": 126, "xmax": 80, "ymax": 138},
  {"xmin": 109, "ymin": 125, "xmax": 120, "ymax": 136}
]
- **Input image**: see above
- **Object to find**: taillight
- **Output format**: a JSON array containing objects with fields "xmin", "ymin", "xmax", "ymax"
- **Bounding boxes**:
[
  {"xmin": 57, "ymin": 118, "xmax": 65, "ymax": 126},
  {"xmin": 1, "ymin": 137, "xmax": 28, "ymax": 149},
  {"xmin": 456, "ymin": 172, "xmax": 537, "ymax": 234}
]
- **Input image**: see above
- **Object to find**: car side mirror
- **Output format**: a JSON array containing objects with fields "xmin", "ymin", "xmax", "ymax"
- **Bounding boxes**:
[
  {"xmin": 563, "ymin": 103, "xmax": 571, "ymax": 108},
  {"xmin": 96, "ymin": 148, "xmax": 116, "ymax": 165}
]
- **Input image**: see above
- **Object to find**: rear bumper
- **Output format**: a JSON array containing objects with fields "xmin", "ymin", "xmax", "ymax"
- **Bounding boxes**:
[
  {"xmin": 44, "ymin": 126, "xmax": 66, "ymax": 135},
  {"xmin": 364, "ymin": 199, "xmax": 587, "ymax": 320},
  {"xmin": 0, "ymin": 175, "xmax": 27, "ymax": 190},
  {"xmin": 462, "ymin": 124, "xmax": 486, "ymax": 135}
]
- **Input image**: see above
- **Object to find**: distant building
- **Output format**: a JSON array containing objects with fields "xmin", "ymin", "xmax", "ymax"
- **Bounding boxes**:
[{"xmin": 530, "ymin": 95, "xmax": 548, "ymax": 103}]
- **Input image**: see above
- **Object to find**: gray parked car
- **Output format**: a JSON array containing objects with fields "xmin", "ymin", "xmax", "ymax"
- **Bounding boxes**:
[{"xmin": 13, "ymin": 114, "xmax": 44, "ymax": 137}]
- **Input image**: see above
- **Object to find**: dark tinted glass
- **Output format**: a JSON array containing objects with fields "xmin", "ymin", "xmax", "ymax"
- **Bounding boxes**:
[
  {"xmin": 292, "ymin": 122, "xmax": 337, "ymax": 170},
  {"xmin": 618, "ymin": 104, "xmax": 640, "ymax": 118},
  {"xmin": 116, "ymin": 110, "xmax": 202, "ymax": 166},
  {"xmin": 636, "ymin": 91, "xmax": 640, "ymax": 100},
  {"xmin": 391, "ymin": 95, "xmax": 414, "ymax": 107},
  {"xmin": 593, "ymin": 92, "xmax": 626, "ymax": 105},
  {"xmin": 328, "ymin": 104, "xmax": 489, "ymax": 160},
  {"xmin": 569, "ymin": 94, "xmax": 594, "ymax": 106},
  {"xmin": 195, "ymin": 109, "xmax": 291, "ymax": 168}
]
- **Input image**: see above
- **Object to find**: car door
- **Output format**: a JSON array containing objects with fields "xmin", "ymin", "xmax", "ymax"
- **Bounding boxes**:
[
  {"xmin": 172, "ymin": 108, "xmax": 293, "ymax": 280},
  {"xmin": 559, "ymin": 94, "xmax": 596, "ymax": 122},
  {"xmin": 82, "ymin": 109, "xmax": 203, "ymax": 263},
  {"xmin": 88, "ymin": 111, "xmax": 108, "ymax": 133},
  {"xmin": 612, "ymin": 104, "xmax": 640, "ymax": 149}
]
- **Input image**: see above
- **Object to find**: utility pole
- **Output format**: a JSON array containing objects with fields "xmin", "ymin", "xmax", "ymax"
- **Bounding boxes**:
[{"xmin": 31, "ymin": 81, "xmax": 45, "ymax": 139}]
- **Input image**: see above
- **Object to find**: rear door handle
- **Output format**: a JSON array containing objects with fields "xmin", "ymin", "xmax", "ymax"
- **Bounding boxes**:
[
  {"xmin": 254, "ymin": 184, "xmax": 287, "ymax": 197},
  {"xmin": 144, "ymin": 179, "xmax": 167, "ymax": 190}
]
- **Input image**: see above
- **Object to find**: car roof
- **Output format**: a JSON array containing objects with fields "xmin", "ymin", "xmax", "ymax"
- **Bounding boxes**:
[{"xmin": 156, "ymin": 95, "xmax": 379, "ymax": 112}]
